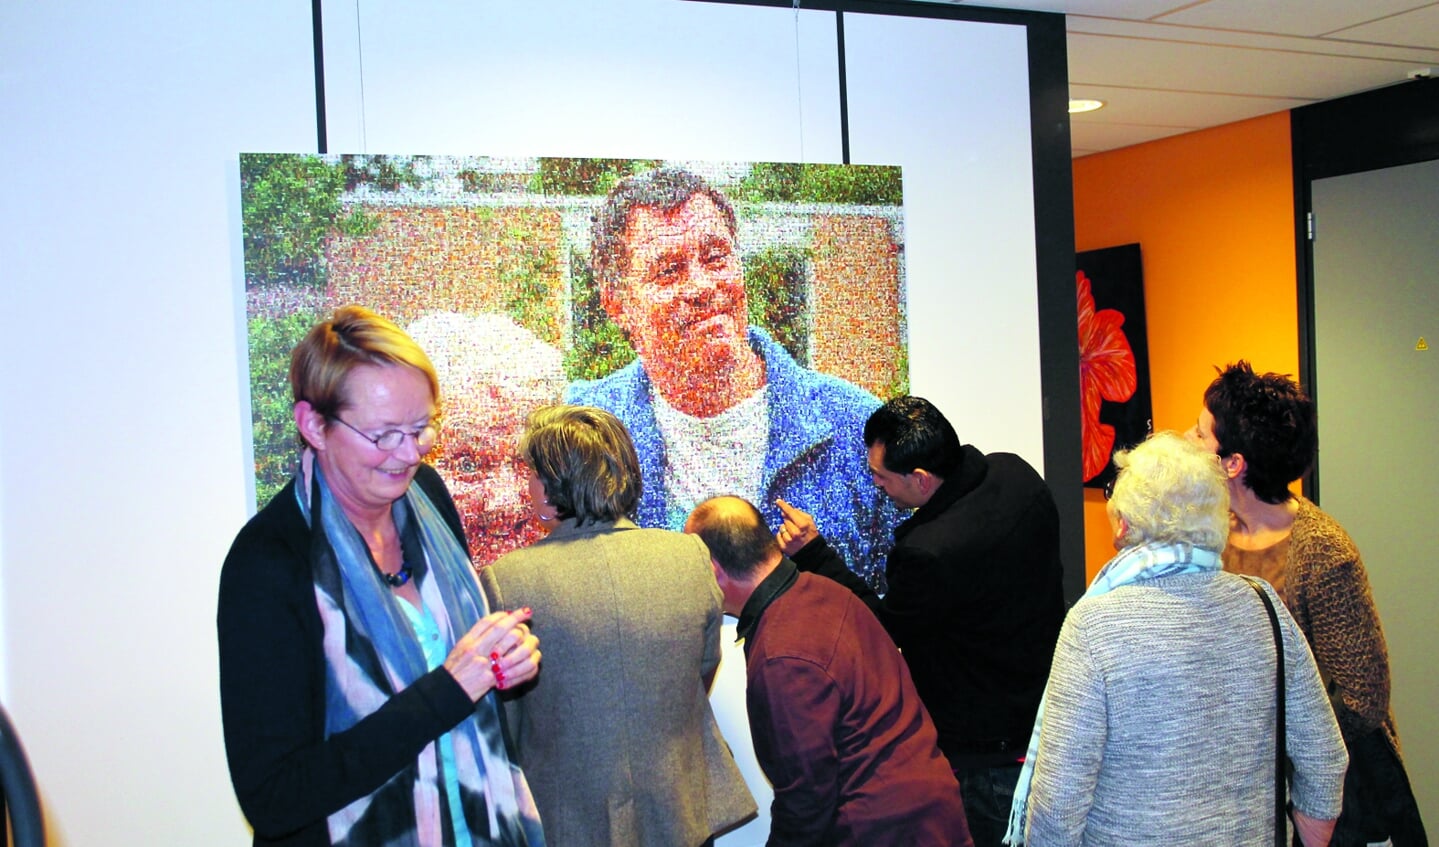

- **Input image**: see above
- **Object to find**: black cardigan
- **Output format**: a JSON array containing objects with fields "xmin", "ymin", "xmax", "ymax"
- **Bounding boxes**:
[{"xmin": 217, "ymin": 465, "xmax": 477, "ymax": 846}]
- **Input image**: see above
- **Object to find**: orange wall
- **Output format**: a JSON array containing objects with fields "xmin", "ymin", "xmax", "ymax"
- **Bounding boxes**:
[{"xmin": 1073, "ymin": 111, "xmax": 1300, "ymax": 579}]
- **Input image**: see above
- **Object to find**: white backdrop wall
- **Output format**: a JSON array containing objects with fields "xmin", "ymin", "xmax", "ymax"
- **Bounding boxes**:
[
  {"xmin": 1, "ymin": 4, "xmax": 317, "ymax": 844},
  {"xmin": 0, "ymin": 1, "xmax": 1064, "ymax": 843},
  {"xmin": 319, "ymin": 0, "xmax": 1047, "ymax": 463}
]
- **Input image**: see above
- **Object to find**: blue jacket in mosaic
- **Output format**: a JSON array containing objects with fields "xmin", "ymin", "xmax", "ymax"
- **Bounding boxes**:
[{"xmin": 566, "ymin": 326, "xmax": 901, "ymax": 589}]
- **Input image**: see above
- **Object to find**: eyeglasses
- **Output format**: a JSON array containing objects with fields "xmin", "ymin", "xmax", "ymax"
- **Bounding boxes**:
[{"xmin": 331, "ymin": 416, "xmax": 440, "ymax": 453}]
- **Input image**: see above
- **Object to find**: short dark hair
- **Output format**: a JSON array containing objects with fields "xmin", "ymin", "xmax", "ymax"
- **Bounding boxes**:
[
  {"xmin": 590, "ymin": 167, "xmax": 738, "ymax": 295},
  {"xmin": 519, "ymin": 405, "xmax": 643, "ymax": 525},
  {"xmin": 686, "ymin": 496, "xmax": 779, "ymax": 580},
  {"xmin": 863, "ymin": 396, "xmax": 962, "ymax": 478},
  {"xmin": 1203, "ymin": 360, "xmax": 1317, "ymax": 504}
]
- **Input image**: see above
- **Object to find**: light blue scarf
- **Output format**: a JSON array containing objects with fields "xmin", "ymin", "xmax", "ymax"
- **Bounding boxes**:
[
  {"xmin": 1002, "ymin": 541, "xmax": 1221, "ymax": 845},
  {"xmin": 301, "ymin": 458, "xmax": 544, "ymax": 847}
]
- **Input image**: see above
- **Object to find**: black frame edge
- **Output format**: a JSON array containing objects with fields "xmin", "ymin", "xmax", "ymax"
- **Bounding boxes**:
[{"xmin": 312, "ymin": 0, "xmax": 328, "ymax": 154}]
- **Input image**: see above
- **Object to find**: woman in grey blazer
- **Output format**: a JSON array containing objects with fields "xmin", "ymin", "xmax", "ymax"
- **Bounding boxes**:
[{"xmin": 483, "ymin": 405, "xmax": 755, "ymax": 847}]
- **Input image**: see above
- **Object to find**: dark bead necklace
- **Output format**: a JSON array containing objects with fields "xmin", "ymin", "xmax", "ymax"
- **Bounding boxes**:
[{"xmin": 380, "ymin": 562, "xmax": 413, "ymax": 588}]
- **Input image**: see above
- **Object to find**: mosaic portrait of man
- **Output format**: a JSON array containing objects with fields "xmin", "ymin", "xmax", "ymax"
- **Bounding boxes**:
[{"xmin": 243, "ymin": 154, "xmax": 907, "ymax": 580}]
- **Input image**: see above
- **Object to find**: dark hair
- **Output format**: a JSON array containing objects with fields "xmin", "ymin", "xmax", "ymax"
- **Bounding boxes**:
[
  {"xmin": 686, "ymin": 496, "xmax": 779, "ymax": 580},
  {"xmin": 1203, "ymin": 360, "xmax": 1317, "ymax": 504},
  {"xmin": 863, "ymin": 396, "xmax": 962, "ymax": 478},
  {"xmin": 590, "ymin": 167, "xmax": 738, "ymax": 294},
  {"xmin": 519, "ymin": 405, "xmax": 643, "ymax": 525}
]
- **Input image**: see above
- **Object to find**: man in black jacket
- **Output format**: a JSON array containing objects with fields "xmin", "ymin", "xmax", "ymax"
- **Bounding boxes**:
[{"xmin": 776, "ymin": 395, "xmax": 1064, "ymax": 847}]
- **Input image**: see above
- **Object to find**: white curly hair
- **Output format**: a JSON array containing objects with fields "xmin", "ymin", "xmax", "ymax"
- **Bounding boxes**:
[{"xmin": 1109, "ymin": 430, "xmax": 1230, "ymax": 551}]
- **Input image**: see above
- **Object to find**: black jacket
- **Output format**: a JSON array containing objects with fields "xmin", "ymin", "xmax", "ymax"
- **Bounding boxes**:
[{"xmin": 793, "ymin": 445, "xmax": 1065, "ymax": 768}]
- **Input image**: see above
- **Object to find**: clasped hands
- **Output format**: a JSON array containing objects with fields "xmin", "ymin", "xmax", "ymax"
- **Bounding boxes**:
[{"xmin": 444, "ymin": 608, "xmax": 541, "ymax": 701}]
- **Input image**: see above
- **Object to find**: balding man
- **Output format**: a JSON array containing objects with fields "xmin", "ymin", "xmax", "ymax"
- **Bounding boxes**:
[{"xmin": 685, "ymin": 495, "xmax": 971, "ymax": 847}]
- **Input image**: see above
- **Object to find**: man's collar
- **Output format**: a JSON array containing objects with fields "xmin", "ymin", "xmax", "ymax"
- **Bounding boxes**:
[
  {"xmin": 541, "ymin": 516, "xmax": 638, "ymax": 542},
  {"xmin": 908, "ymin": 444, "xmax": 987, "ymax": 522},
  {"xmin": 735, "ymin": 557, "xmax": 799, "ymax": 643},
  {"xmin": 747, "ymin": 326, "xmax": 836, "ymax": 472}
]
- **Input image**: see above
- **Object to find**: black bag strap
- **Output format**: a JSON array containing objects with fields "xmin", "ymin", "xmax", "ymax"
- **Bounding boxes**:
[{"xmin": 1242, "ymin": 575, "xmax": 1287, "ymax": 847}]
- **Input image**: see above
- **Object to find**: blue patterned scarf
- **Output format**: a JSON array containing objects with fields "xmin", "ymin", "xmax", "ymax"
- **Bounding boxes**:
[
  {"xmin": 300, "ymin": 458, "xmax": 545, "ymax": 847},
  {"xmin": 1002, "ymin": 541, "xmax": 1221, "ymax": 845}
]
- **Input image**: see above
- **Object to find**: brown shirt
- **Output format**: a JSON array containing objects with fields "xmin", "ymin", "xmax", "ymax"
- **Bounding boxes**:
[{"xmin": 1222, "ymin": 536, "xmax": 1290, "ymax": 599}]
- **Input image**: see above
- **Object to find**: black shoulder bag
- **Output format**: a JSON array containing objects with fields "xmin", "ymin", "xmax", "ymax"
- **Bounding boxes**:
[{"xmin": 1242, "ymin": 575, "xmax": 1287, "ymax": 847}]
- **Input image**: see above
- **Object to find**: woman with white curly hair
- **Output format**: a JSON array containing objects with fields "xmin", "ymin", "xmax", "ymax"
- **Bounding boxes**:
[{"xmin": 1004, "ymin": 431, "xmax": 1347, "ymax": 847}]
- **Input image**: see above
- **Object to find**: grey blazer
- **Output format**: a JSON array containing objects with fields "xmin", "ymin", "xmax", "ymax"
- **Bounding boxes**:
[{"xmin": 482, "ymin": 518, "xmax": 756, "ymax": 847}]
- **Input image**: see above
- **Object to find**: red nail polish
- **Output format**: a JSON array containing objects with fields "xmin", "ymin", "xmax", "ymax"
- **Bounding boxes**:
[{"xmin": 490, "ymin": 651, "xmax": 500, "ymax": 661}]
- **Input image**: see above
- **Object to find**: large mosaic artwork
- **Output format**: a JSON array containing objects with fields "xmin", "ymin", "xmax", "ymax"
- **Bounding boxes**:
[{"xmin": 243, "ymin": 154, "xmax": 908, "ymax": 581}]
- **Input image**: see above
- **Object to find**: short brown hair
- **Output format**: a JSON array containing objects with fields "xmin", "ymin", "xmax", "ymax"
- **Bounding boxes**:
[
  {"xmin": 289, "ymin": 304, "xmax": 440, "ymax": 421},
  {"xmin": 519, "ymin": 405, "xmax": 642, "ymax": 525}
]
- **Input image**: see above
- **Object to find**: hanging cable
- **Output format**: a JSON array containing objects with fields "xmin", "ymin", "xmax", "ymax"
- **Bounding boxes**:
[
  {"xmin": 354, "ymin": 0, "xmax": 368, "ymax": 152},
  {"xmin": 793, "ymin": 0, "xmax": 805, "ymax": 161}
]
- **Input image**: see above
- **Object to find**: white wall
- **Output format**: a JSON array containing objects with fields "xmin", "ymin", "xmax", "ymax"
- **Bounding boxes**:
[
  {"xmin": 0, "ymin": 4, "xmax": 315, "ymax": 843},
  {"xmin": 0, "ymin": 2, "xmax": 1048, "ymax": 843}
]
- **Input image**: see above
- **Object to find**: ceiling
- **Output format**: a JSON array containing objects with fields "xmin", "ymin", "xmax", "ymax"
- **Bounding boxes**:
[{"xmin": 932, "ymin": 0, "xmax": 1439, "ymax": 157}]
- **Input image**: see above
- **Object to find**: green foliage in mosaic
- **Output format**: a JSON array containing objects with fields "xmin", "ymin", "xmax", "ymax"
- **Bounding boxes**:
[
  {"xmin": 564, "ymin": 247, "xmax": 636, "ymax": 381},
  {"xmin": 745, "ymin": 245, "xmax": 811, "ymax": 366},
  {"xmin": 241, "ymin": 154, "xmax": 376, "ymax": 288},
  {"xmin": 248, "ymin": 311, "xmax": 316, "ymax": 507},
  {"xmin": 530, "ymin": 158, "xmax": 664, "ymax": 196},
  {"xmin": 735, "ymin": 162, "xmax": 902, "ymax": 205}
]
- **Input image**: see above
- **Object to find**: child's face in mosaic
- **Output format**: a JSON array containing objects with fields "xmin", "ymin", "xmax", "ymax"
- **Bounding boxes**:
[{"xmin": 429, "ymin": 391, "xmax": 542, "ymax": 565}]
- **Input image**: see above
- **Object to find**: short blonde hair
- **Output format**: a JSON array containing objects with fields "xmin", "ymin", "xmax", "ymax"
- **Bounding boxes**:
[
  {"xmin": 519, "ymin": 405, "xmax": 642, "ymax": 525},
  {"xmin": 289, "ymin": 305, "xmax": 440, "ymax": 420},
  {"xmin": 1109, "ymin": 431, "xmax": 1229, "ymax": 551}
]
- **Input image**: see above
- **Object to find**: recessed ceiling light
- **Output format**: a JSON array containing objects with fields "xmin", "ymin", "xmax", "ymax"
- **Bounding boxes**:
[{"xmin": 1069, "ymin": 99, "xmax": 1105, "ymax": 114}]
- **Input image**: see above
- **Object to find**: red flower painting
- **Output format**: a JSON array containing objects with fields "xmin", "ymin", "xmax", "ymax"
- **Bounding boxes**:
[{"xmin": 1077, "ymin": 270, "xmax": 1137, "ymax": 481}]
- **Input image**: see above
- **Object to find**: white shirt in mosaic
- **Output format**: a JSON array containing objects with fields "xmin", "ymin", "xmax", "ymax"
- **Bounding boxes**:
[{"xmin": 653, "ymin": 386, "xmax": 768, "ymax": 527}]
